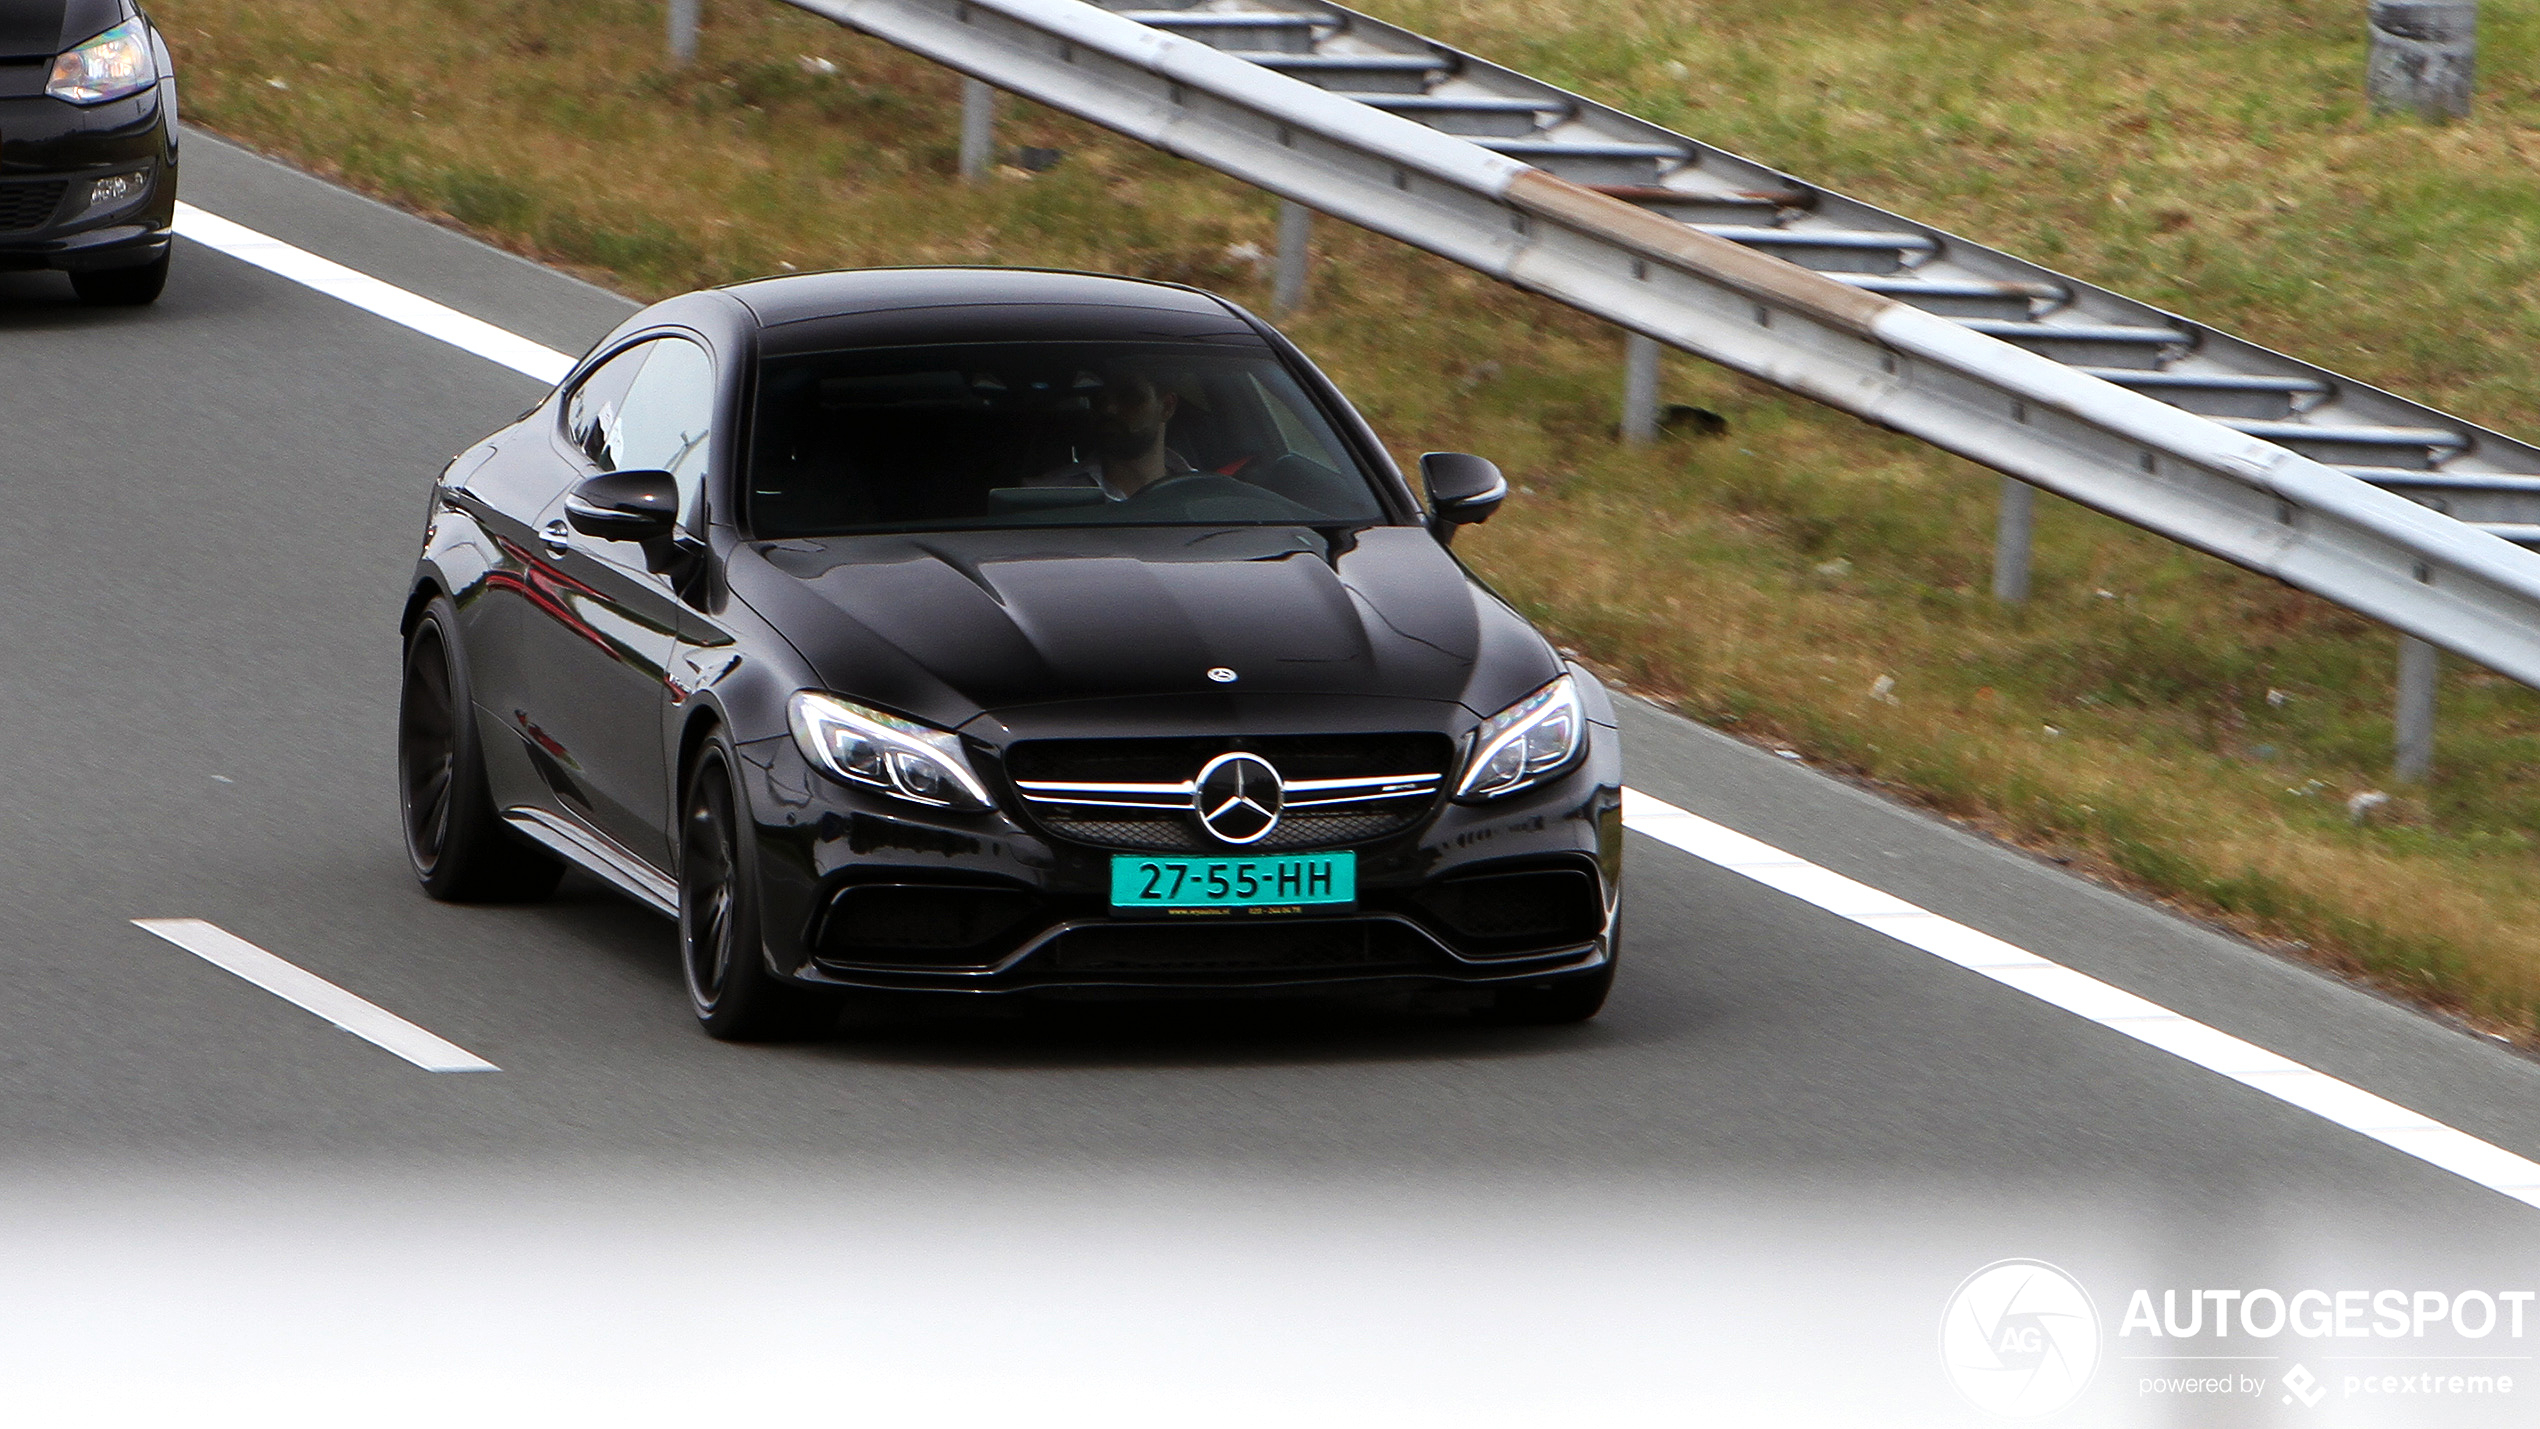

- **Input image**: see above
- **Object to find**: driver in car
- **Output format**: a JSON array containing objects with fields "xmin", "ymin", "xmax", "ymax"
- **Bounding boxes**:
[
  {"xmin": 1028, "ymin": 361, "xmax": 1326, "ymax": 521},
  {"xmin": 1030, "ymin": 363, "xmax": 1198, "ymax": 499}
]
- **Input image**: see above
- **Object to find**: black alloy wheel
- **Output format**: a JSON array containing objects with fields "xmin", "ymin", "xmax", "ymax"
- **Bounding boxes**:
[
  {"xmin": 680, "ymin": 739, "xmax": 837, "ymax": 1041},
  {"xmin": 398, "ymin": 596, "xmax": 561, "ymax": 902},
  {"xmin": 70, "ymin": 251, "xmax": 170, "ymax": 307}
]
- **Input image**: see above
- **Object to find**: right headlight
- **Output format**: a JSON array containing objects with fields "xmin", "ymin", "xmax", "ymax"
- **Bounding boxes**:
[
  {"xmin": 1454, "ymin": 674, "xmax": 1586, "ymax": 801},
  {"xmin": 787, "ymin": 692, "xmax": 994, "ymax": 812},
  {"xmin": 48, "ymin": 21, "xmax": 156, "ymax": 106}
]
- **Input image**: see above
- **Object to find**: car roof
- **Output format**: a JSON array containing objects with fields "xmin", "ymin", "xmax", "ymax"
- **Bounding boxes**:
[
  {"xmin": 718, "ymin": 268, "xmax": 1262, "ymax": 356},
  {"xmin": 721, "ymin": 267, "xmax": 1225, "ymax": 326}
]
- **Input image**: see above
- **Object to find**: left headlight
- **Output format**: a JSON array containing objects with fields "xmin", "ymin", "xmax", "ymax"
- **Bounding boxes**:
[
  {"xmin": 48, "ymin": 21, "xmax": 156, "ymax": 105},
  {"xmin": 787, "ymin": 691, "xmax": 994, "ymax": 813},
  {"xmin": 1454, "ymin": 674, "xmax": 1586, "ymax": 801}
]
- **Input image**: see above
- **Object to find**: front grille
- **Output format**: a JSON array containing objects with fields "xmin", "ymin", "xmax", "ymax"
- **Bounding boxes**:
[
  {"xmin": 1008, "ymin": 732, "xmax": 1455, "ymax": 852},
  {"xmin": 1038, "ymin": 918, "xmax": 1435, "ymax": 975},
  {"xmin": 0, "ymin": 181, "xmax": 67, "ymax": 234}
]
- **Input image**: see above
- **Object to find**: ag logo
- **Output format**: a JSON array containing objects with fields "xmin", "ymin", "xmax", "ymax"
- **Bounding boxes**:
[
  {"xmin": 1193, "ymin": 752, "xmax": 1283, "ymax": 845},
  {"xmin": 1939, "ymin": 1259, "xmax": 2100, "ymax": 1418}
]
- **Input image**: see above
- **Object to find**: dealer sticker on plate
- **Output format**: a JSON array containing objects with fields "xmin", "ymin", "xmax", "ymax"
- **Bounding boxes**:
[{"xmin": 1109, "ymin": 852, "xmax": 1356, "ymax": 915}]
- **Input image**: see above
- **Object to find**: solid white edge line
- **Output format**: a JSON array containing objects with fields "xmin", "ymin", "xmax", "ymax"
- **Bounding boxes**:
[
  {"xmin": 171, "ymin": 202, "xmax": 576, "ymax": 385},
  {"xmin": 1620, "ymin": 788, "xmax": 2540, "ymax": 1212},
  {"xmin": 133, "ymin": 918, "xmax": 499, "ymax": 1073},
  {"xmin": 163, "ymin": 193, "xmax": 2540, "ymax": 1205}
]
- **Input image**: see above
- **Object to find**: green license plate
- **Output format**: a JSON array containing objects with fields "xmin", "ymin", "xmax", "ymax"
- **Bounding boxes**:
[{"xmin": 1109, "ymin": 852, "xmax": 1356, "ymax": 914}]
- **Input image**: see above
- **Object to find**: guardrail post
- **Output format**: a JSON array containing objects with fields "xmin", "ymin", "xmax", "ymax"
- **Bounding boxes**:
[
  {"xmin": 668, "ymin": 0, "xmax": 699, "ymax": 67},
  {"xmin": 1620, "ymin": 333, "xmax": 1661, "ymax": 444},
  {"xmin": 2369, "ymin": 2, "xmax": 2477, "ymax": 119},
  {"xmin": 2395, "ymin": 633, "xmax": 2439, "ymax": 780},
  {"xmin": 1272, "ymin": 200, "xmax": 1312, "ymax": 316},
  {"xmin": 959, "ymin": 78, "xmax": 998, "ymax": 182},
  {"xmin": 1992, "ymin": 477, "xmax": 2035, "ymax": 603}
]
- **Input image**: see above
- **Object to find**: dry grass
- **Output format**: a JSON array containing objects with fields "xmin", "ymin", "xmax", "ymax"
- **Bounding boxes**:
[{"xmin": 149, "ymin": 0, "xmax": 2540, "ymax": 1037}]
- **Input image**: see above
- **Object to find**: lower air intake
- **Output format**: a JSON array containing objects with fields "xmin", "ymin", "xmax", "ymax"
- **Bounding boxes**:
[
  {"xmin": 1039, "ymin": 919, "xmax": 1435, "ymax": 975},
  {"xmin": 1415, "ymin": 867, "xmax": 1604, "ymax": 948},
  {"xmin": 0, "ymin": 181, "xmax": 67, "ymax": 234},
  {"xmin": 816, "ymin": 883, "xmax": 1038, "ymax": 968}
]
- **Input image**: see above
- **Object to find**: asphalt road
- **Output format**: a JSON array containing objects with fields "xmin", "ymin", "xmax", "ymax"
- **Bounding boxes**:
[{"xmin": 5, "ymin": 132, "xmax": 2539, "ymax": 1427}]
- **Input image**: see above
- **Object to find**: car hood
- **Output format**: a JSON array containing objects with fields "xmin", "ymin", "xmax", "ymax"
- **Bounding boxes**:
[
  {"xmin": 731, "ymin": 524, "xmax": 1561, "ymax": 732},
  {"xmin": 0, "ymin": 1, "xmax": 123, "ymax": 60}
]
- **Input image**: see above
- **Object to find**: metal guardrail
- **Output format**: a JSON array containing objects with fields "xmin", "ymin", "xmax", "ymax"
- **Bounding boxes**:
[{"xmin": 780, "ymin": 0, "xmax": 2540, "ymax": 722}]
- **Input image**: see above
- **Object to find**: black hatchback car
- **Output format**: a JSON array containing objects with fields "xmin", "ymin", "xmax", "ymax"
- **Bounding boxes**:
[
  {"xmin": 401, "ymin": 269, "xmax": 1623, "ymax": 1038},
  {"xmin": 0, "ymin": 0, "xmax": 177, "ymax": 304}
]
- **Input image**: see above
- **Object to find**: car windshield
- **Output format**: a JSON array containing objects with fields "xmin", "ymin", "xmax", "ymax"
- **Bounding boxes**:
[{"xmin": 748, "ymin": 341, "xmax": 1391, "ymax": 536}]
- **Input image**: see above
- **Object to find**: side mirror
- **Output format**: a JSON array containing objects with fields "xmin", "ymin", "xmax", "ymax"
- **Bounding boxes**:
[
  {"xmin": 565, "ymin": 469, "xmax": 679, "ymax": 542},
  {"xmin": 1420, "ymin": 452, "xmax": 1508, "ymax": 539}
]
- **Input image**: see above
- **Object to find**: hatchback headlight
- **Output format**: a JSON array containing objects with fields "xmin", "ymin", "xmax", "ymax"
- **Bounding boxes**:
[
  {"xmin": 48, "ymin": 21, "xmax": 156, "ymax": 106},
  {"xmin": 1454, "ymin": 674, "xmax": 1586, "ymax": 800},
  {"xmin": 787, "ymin": 692, "xmax": 993, "ymax": 812}
]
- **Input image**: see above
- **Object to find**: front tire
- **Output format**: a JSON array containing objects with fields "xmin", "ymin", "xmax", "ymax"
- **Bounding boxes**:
[
  {"xmin": 70, "ymin": 251, "xmax": 170, "ymax": 306},
  {"xmin": 399, "ymin": 596, "xmax": 563, "ymax": 902},
  {"xmin": 681, "ymin": 738, "xmax": 837, "ymax": 1041}
]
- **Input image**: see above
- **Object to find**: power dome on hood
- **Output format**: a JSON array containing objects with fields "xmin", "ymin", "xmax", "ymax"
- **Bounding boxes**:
[{"xmin": 736, "ymin": 524, "xmax": 1564, "ymax": 728}]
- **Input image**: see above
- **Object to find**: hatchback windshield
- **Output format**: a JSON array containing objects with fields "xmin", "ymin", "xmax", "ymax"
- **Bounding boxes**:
[{"xmin": 748, "ymin": 341, "xmax": 1391, "ymax": 536}]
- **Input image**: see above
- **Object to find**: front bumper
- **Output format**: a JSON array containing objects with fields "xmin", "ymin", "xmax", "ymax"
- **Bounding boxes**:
[
  {"xmin": 0, "ymin": 85, "xmax": 176, "ymax": 271},
  {"xmin": 738, "ymin": 720, "xmax": 1626, "ymax": 998}
]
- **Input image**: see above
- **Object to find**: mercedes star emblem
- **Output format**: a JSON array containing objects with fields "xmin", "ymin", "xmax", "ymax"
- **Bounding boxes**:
[
  {"xmin": 1206, "ymin": 666, "xmax": 1238, "ymax": 683},
  {"xmin": 1193, "ymin": 751, "xmax": 1284, "ymax": 845}
]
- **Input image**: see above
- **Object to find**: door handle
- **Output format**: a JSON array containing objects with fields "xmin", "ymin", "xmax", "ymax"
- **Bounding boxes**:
[{"xmin": 539, "ymin": 519, "xmax": 572, "ymax": 557}]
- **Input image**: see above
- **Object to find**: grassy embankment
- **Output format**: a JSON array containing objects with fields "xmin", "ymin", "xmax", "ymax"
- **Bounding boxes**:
[{"xmin": 150, "ymin": 0, "xmax": 2540, "ymax": 1039}]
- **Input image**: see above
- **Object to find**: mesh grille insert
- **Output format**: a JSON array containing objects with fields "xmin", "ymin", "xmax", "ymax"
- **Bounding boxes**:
[{"xmin": 0, "ymin": 181, "xmax": 66, "ymax": 234}]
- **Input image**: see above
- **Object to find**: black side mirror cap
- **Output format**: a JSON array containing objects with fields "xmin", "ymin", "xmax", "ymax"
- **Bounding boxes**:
[
  {"xmin": 566, "ymin": 469, "xmax": 679, "ymax": 542},
  {"xmin": 1420, "ymin": 452, "xmax": 1508, "ymax": 534}
]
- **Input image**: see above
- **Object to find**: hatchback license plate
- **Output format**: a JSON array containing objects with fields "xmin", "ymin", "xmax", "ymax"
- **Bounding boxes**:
[{"xmin": 1110, "ymin": 853, "xmax": 1355, "ymax": 913}]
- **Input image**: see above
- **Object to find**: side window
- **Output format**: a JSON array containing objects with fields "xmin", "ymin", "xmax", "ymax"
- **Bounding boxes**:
[
  {"xmin": 563, "ymin": 340, "xmax": 656, "ymax": 472},
  {"xmin": 614, "ymin": 339, "xmax": 716, "ymax": 531}
]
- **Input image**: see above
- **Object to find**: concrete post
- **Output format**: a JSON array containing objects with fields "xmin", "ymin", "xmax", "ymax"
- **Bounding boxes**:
[
  {"xmin": 2369, "ymin": 2, "xmax": 2476, "ymax": 119},
  {"xmin": 1621, "ymin": 332, "xmax": 1661, "ymax": 444},
  {"xmin": 668, "ymin": 0, "xmax": 699, "ymax": 67},
  {"xmin": 1272, "ymin": 200, "xmax": 1312, "ymax": 316},
  {"xmin": 1993, "ymin": 476, "xmax": 2035, "ymax": 603},
  {"xmin": 2395, "ymin": 633, "xmax": 2439, "ymax": 781},
  {"xmin": 959, "ymin": 78, "xmax": 998, "ymax": 182}
]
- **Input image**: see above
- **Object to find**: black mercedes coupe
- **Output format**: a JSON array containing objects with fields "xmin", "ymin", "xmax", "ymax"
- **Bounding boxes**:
[
  {"xmin": 401, "ymin": 268, "xmax": 1623, "ymax": 1038},
  {"xmin": 0, "ymin": 0, "xmax": 178, "ymax": 303}
]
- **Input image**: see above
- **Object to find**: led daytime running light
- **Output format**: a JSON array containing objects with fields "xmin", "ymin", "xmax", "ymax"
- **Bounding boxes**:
[
  {"xmin": 786, "ymin": 692, "xmax": 993, "ymax": 812},
  {"xmin": 1454, "ymin": 674, "xmax": 1585, "ymax": 800}
]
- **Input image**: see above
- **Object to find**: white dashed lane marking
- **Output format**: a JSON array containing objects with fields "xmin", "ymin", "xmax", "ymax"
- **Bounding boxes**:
[
  {"xmin": 134, "ymin": 918, "xmax": 498, "ymax": 1073},
  {"xmin": 173, "ymin": 202, "xmax": 574, "ymax": 383}
]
